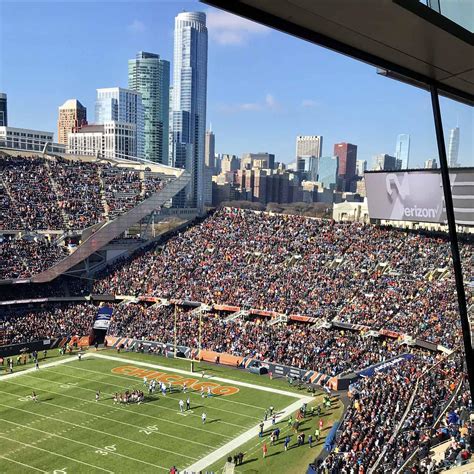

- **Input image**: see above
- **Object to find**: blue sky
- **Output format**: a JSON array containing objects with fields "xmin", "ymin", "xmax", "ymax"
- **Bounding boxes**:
[{"xmin": 0, "ymin": 0, "xmax": 472, "ymax": 167}]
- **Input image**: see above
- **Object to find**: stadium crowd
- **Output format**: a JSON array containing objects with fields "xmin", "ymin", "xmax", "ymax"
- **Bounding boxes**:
[
  {"xmin": 90, "ymin": 207, "xmax": 472, "ymax": 349},
  {"xmin": 109, "ymin": 304, "xmax": 425, "ymax": 376},
  {"xmin": 1, "ymin": 302, "xmax": 427, "ymax": 377},
  {"xmin": 0, "ymin": 236, "xmax": 69, "ymax": 279},
  {"xmin": 0, "ymin": 154, "xmax": 164, "ymax": 232},
  {"xmin": 1, "ymin": 303, "xmax": 96, "ymax": 345},
  {"xmin": 317, "ymin": 354, "xmax": 469, "ymax": 473}
]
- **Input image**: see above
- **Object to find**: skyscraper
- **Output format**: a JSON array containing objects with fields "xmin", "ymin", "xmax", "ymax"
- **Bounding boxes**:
[
  {"xmin": 0, "ymin": 93, "xmax": 7, "ymax": 127},
  {"xmin": 296, "ymin": 135, "xmax": 323, "ymax": 158},
  {"xmin": 395, "ymin": 134, "xmax": 410, "ymax": 169},
  {"xmin": 356, "ymin": 159, "xmax": 367, "ymax": 176},
  {"xmin": 95, "ymin": 87, "xmax": 144, "ymax": 158},
  {"xmin": 57, "ymin": 99, "xmax": 87, "ymax": 145},
  {"xmin": 318, "ymin": 155, "xmax": 339, "ymax": 189},
  {"xmin": 424, "ymin": 159, "xmax": 438, "ymax": 169},
  {"xmin": 333, "ymin": 143, "xmax": 357, "ymax": 191},
  {"xmin": 128, "ymin": 52, "xmax": 170, "ymax": 164},
  {"xmin": 171, "ymin": 11, "xmax": 208, "ymax": 209},
  {"xmin": 205, "ymin": 129, "xmax": 215, "ymax": 171},
  {"xmin": 373, "ymin": 153, "xmax": 397, "ymax": 171},
  {"xmin": 447, "ymin": 126, "xmax": 460, "ymax": 168}
]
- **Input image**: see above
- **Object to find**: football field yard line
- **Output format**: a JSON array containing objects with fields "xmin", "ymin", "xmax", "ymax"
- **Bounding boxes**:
[
  {"xmin": 50, "ymin": 365, "xmax": 261, "ymax": 421},
  {"xmin": 0, "ymin": 418, "xmax": 169, "ymax": 471},
  {"xmin": 0, "ymin": 388, "xmax": 215, "ymax": 449},
  {"xmin": 0, "ymin": 455, "xmax": 48, "ymax": 473},
  {"xmin": 0, "ymin": 434, "xmax": 114, "ymax": 473},
  {"xmin": 0, "ymin": 402, "xmax": 198, "ymax": 461},
  {"xmin": 92, "ymin": 352, "xmax": 309, "ymax": 399},
  {"xmin": 183, "ymin": 396, "xmax": 313, "ymax": 473},
  {"xmin": 17, "ymin": 369, "xmax": 249, "ymax": 429},
  {"xmin": 1, "ymin": 378, "xmax": 235, "ymax": 440}
]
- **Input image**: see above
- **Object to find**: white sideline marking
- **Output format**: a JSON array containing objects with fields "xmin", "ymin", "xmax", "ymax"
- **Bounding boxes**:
[
  {"xmin": 0, "ymin": 434, "xmax": 113, "ymax": 473},
  {"xmin": 0, "ymin": 455, "xmax": 48, "ymax": 472},
  {"xmin": 183, "ymin": 396, "xmax": 313, "ymax": 473},
  {"xmin": 91, "ymin": 353, "xmax": 308, "ymax": 399},
  {"xmin": 0, "ymin": 354, "xmax": 91, "ymax": 381}
]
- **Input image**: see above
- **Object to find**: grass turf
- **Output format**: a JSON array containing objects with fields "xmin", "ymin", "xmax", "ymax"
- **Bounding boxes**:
[{"xmin": 0, "ymin": 350, "xmax": 342, "ymax": 473}]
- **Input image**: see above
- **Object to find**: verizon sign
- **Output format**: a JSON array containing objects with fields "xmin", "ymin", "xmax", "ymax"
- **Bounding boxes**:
[{"xmin": 365, "ymin": 169, "xmax": 474, "ymax": 226}]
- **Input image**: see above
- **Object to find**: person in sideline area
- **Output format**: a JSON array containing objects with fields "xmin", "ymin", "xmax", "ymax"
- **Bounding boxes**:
[{"xmin": 179, "ymin": 399, "xmax": 184, "ymax": 413}]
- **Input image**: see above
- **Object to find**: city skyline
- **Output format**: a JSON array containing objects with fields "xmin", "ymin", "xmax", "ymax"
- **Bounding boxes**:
[{"xmin": 0, "ymin": 0, "xmax": 471, "ymax": 168}]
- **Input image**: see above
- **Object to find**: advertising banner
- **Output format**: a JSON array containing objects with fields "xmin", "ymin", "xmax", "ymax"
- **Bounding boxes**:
[
  {"xmin": 358, "ymin": 353, "xmax": 414, "ymax": 377},
  {"xmin": 365, "ymin": 169, "xmax": 474, "ymax": 225},
  {"xmin": 93, "ymin": 306, "xmax": 113, "ymax": 330}
]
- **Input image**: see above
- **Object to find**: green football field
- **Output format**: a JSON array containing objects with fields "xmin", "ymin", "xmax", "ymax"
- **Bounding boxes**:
[{"xmin": 0, "ymin": 350, "xmax": 343, "ymax": 473}]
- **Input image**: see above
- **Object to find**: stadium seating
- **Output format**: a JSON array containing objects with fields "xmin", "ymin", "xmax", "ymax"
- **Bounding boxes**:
[{"xmin": 0, "ymin": 153, "xmax": 166, "ymax": 280}]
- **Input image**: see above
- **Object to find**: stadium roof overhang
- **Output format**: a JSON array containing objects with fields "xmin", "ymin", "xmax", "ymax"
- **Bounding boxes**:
[{"xmin": 201, "ymin": 0, "xmax": 474, "ymax": 106}]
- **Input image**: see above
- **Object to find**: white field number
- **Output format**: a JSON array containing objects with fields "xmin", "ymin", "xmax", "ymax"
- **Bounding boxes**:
[
  {"xmin": 139, "ymin": 425, "xmax": 159, "ymax": 435},
  {"xmin": 53, "ymin": 468, "xmax": 67, "ymax": 474},
  {"xmin": 95, "ymin": 444, "xmax": 117, "ymax": 456},
  {"xmin": 18, "ymin": 395, "xmax": 33, "ymax": 402}
]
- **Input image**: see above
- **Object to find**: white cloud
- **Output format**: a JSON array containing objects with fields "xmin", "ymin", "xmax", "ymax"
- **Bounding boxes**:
[
  {"xmin": 301, "ymin": 99, "xmax": 319, "ymax": 108},
  {"xmin": 218, "ymin": 93, "xmax": 279, "ymax": 113},
  {"xmin": 265, "ymin": 94, "xmax": 277, "ymax": 109},
  {"xmin": 207, "ymin": 9, "xmax": 269, "ymax": 45},
  {"xmin": 128, "ymin": 19, "xmax": 146, "ymax": 33}
]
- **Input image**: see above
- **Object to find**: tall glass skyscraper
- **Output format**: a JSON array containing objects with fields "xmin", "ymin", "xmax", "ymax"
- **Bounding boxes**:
[
  {"xmin": 318, "ymin": 155, "xmax": 339, "ymax": 189},
  {"xmin": 395, "ymin": 133, "xmax": 410, "ymax": 169},
  {"xmin": 95, "ymin": 87, "xmax": 144, "ymax": 159},
  {"xmin": 447, "ymin": 126, "xmax": 460, "ymax": 168},
  {"xmin": 171, "ymin": 11, "xmax": 208, "ymax": 209},
  {"xmin": 128, "ymin": 52, "xmax": 170, "ymax": 164}
]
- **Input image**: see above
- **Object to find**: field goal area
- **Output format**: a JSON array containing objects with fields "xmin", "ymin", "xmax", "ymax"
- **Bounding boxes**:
[{"xmin": 0, "ymin": 350, "xmax": 319, "ymax": 474}]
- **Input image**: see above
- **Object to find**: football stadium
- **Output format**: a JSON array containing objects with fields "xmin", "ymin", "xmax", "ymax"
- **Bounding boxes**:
[{"xmin": 1, "ymin": 1, "xmax": 474, "ymax": 474}]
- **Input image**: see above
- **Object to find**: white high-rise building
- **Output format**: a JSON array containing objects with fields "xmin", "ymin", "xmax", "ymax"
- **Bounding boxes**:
[
  {"xmin": 296, "ymin": 135, "xmax": 323, "ymax": 159},
  {"xmin": 95, "ymin": 87, "xmax": 144, "ymax": 159},
  {"xmin": 356, "ymin": 159, "xmax": 367, "ymax": 176},
  {"xmin": 67, "ymin": 122, "xmax": 137, "ymax": 160},
  {"xmin": 395, "ymin": 134, "xmax": 410, "ymax": 169},
  {"xmin": 170, "ymin": 11, "xmax": 208, "ymax": 209},
  {"xmin": 447, "ymin": 126, "xmax": 460, "ymax": 168}
]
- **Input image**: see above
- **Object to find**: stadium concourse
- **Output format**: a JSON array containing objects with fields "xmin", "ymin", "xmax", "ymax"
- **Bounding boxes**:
[
  {"xmin": 1, "ymin": 207, "xmax": 473, "ymax": 472},
  {"xmin": 0, "ymin": 152, "xmax": 167, "ymax": 280}
]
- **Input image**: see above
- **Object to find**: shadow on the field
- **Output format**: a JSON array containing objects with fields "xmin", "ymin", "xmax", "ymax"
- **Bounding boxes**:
[
  {"xmin": 241, "ymin": 457, "xmax": 258, "ymax": 465},
  {"xmin": 208, "ymin": 419, "xmax": 220, "ymax": 424}
]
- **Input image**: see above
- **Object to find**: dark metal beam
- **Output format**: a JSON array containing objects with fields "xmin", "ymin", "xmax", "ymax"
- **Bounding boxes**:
[
  {"xmin": 201, "ymin": 0, "xmax": 474, "ymax": 106},
  {"xmin": 430, "ymin": 84, "xmax": 474, "ymax": 402}
]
